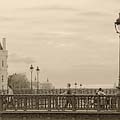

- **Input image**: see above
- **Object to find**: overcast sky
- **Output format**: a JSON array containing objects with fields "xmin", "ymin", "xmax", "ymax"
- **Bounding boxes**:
[{"xmin": 0, "ymin": 0, "xmax": 120, "ymax": 88}]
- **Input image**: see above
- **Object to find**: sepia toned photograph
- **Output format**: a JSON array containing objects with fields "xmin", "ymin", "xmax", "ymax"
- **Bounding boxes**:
[{"xmin": 0, "ymin": 0, "xmax": 120, "ymax": 120}]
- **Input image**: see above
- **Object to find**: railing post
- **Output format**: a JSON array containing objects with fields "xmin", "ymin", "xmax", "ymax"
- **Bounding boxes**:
[
  {"xmin": 48, "ymin": 95, "xmax": 51, "ymax": 111},
  {"xmin": 36, "ymin": 96, "xmax": 39, "ymax": 110},
  {"xmin": 97, "ymin": 95, "xmax": 100, "ymax": 112},
  {"xmin": 55, "ymin": 95, "xmax": 59, "ymax": 110},
  {"xmin": 0, "ymin": 95, "xmax": 2, "ymax": 112},
  {"xmin": 24, "ymin": 96, "xmax": 27, "ymax": 111},
  {"xmin": 116, "ymin": 87, "xmax": 120, "ymax": 111},
  {"xmin": 72, "ymin": 95, "xmax": 76, "ymax": 111},
  {"xmin": 117, "ymin": 94, "xmax": 120, "ymax": 111},
  {"xmin": 0, "ymin": 95, "xmax": 2, "ymax": 120}
]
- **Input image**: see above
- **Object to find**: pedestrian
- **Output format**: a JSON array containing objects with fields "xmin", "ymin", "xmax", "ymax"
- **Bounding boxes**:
[
  {"xmin": 96, "ymin": 88, "xmax": 106, "ymax": 110},
  {"xmin": 97, "ymin": 88, "xmax": 106, "ymax": 95},
  {"xmin": 63, "ymin": 84, "xmax": 73, "ymax": 109},
  {"xmin": 8, "ymin": 86, "xmax": 13, "ymax": 95}
]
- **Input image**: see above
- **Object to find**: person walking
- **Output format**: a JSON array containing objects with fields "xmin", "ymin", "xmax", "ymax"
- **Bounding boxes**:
[{"xmin": 63, "ymin": 83, "xmax": 73, "ymax": 109}]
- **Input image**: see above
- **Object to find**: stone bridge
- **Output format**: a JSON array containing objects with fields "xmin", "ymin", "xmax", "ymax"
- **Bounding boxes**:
[{"xmin": 0, "ymin": 94, "xmax": 120, "ymax": 120}]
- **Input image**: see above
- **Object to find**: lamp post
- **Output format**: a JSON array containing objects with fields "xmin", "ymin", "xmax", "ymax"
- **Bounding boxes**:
[
  {"xmin": 80, "ymin": 84, "xmax": 82, "ymax": 94},
  {"xmin": 80, "ymin": 84, "xmax": 82, "ymax": 88},
  {"xmin": 74, "ymin": 82, "xmax": 77, "ymax": 94},
  {"xmin": 115, "ymin": 13, "xmax": 120, "ymax": 111},
  {"xmin": 115, "ymin": 13, "xmax": 120, "ymax": 91},
  {"xmin": 67, "ymin": 83, "xmax": 71, "ymax": 88},
  {"xmin": 30, "ymin": 65, "xmax": 34, "ymax": 93},
  {"xmin": 36, "ymin": 66, "xmax": 40, "ymax": 94}
]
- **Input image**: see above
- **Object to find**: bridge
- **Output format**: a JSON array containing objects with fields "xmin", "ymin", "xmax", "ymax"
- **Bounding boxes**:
[{"xmin": 0, "ymin": 94, "xmax": 120, "ymax": 120}]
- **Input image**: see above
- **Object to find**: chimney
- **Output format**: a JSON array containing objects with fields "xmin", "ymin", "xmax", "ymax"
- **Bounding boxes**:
[{"xmin": 2, "ymin": 38, "xmax": 6, "ymax": 50}]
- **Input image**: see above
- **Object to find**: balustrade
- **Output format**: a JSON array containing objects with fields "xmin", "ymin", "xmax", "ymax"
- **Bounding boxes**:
[
  {"xmin": 12, "ymin": 88, "xmax": 117, "ymax": 95},
  {"xmin": 0, "ymin": 94, "xmax": 119, "ymax": 112}
]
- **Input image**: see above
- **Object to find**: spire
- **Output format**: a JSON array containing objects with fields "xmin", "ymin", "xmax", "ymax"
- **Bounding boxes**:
[{"xmin": 0, "ymin": 42, "xmax": 3, "ymax": 50}]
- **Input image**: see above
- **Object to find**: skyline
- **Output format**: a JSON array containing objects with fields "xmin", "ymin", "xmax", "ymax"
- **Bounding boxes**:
[{"xmin": 0, "ymin": 0, "xmax": 120, "ymax": 88}]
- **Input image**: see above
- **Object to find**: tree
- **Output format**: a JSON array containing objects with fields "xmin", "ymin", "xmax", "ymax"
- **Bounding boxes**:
[{"xmin": 8, "ymin": 73, "xmax": 30, "ymax": 90}]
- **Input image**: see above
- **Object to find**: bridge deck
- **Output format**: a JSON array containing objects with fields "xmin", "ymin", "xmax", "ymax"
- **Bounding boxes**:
[{"xmin": 0, "ymin": 110, "xmax": 120, "ymax": 114}]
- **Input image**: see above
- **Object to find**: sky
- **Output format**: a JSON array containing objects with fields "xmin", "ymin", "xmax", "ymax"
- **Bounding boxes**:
[{"xmin": 0, "ymin": 0, "xmax": 120, "ymax": 88}]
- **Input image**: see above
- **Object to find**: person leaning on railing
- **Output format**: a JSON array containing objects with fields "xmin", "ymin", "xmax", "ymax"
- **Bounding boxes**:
[
  {"xmin": 97, "ymin": 88, "xmax": 106, "ymax": 96},
  {"xmin": 96, "ymin": 88, "xmax": 106, "ymax": 110}
]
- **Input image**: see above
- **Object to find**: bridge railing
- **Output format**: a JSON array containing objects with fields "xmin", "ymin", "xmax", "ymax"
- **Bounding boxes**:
[
  {"xmin": 0, "ymin": 94, "xmax": 119, "ymax": 112},
  {"xmin": 12, "ymin": 88, "xmax": 117, "ymax": 95}
]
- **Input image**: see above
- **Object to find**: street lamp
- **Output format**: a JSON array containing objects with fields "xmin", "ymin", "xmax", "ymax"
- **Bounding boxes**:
[
  {"xmin": 36, "ymin": 66, "xmax": 40, "ymax": 94},
  {"xmin": 80, "ymin": 84, "xmax": 82, "ymax": 94},
  {"xmin": 115, "ymin": 13, "xmax": 120, "ymax": 90},
  {"xmin": 67, "ymin": 83, "xmax": 71, "ymax": 88},
  {"xmin": 80, "ymin": 84, "xmax": 82, "ymax": 88},
  {"xmin": 30, "ymin": 65, "xmax": 34, "ymax": 92},
  {"xmin": 74, "ymin": 82, "xmax": 77, "ymax": 94},
  {"xmin": 115, "ymin": 13, "xmax": 120, "ymax": 34}
]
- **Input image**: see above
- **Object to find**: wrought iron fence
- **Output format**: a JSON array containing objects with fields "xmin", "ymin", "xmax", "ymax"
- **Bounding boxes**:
[{"xmin": 0, "ymin": 94, "xmax": 119, "ymax": 112}]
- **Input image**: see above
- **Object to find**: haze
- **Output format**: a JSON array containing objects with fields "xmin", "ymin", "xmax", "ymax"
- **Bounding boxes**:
[{"xmin": 0, "ymin": 0, "xmax": 119, "ymax": 88}]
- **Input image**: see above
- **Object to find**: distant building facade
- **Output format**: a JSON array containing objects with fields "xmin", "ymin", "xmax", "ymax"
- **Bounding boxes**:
[
  {"xmin": 0, "ymin": 38, "xmax": 8, "ymax": 91},
  {"xmin": 32, "ymin": 78, "xmax": 55, "ymax": 90},
  {"xmin": 39, "ymin": 82, "xmax": 55, "ymax": 89},
  {"xmin": 39, "ymin": 79, "xmax": 55, "ymax": 89}
]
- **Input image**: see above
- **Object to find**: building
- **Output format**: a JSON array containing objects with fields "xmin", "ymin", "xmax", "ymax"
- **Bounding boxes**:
[
  {"xmin": 0, "ymin": 38, "xmax": 8, "ymax": 92},
  {"xmin": 39, "ymin": 78, "xmax": 55, "ymax": 89}
]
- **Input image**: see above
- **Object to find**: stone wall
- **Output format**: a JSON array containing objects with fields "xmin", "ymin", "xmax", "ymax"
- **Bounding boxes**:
[{"xmin": 1, "ymin": 112, "xmax": 120, "ymax": 120}]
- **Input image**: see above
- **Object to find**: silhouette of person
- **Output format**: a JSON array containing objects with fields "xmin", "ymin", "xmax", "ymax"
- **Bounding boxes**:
[
  {"xmin": 64, "ymin": 83, "xmax": 73, "ymax": 108},
  {"xmin": 96, "ymin": 88, "xmax": 106, "ymax": 110},
  {"xmin": 97, "ymin": 88, "xmax": 106, "ymax": 95}
]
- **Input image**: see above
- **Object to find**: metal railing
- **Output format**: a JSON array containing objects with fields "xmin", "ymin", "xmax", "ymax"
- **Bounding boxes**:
[{"xmin": 0, "ymin": 94, "xmax": 120, "ymax": 112}]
